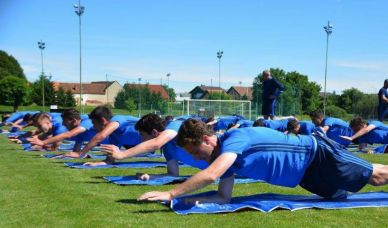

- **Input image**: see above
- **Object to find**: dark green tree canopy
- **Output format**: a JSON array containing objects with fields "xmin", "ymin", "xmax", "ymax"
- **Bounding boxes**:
[
  {"xmin": 0, "ymin": 50, "xmax": 26, "ymax": 80},
  {"xmin": 0, "ymin": 76, "xmax": 28, "ymax": 111}
]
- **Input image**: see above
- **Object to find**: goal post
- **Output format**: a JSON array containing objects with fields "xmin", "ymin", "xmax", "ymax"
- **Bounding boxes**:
[{"xmin": 182, "ymin": 99, "xmax": 251, "ymax": 120}]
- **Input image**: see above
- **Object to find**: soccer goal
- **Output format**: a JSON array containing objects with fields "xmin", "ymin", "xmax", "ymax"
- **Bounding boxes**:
[{"xmin": 182, "ymin": 99, "xmax": 251, "ymax": 120}]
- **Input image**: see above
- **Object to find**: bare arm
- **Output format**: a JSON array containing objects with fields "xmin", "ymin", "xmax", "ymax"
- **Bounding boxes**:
[
  {"xmin": 138, "ymin": 152, "xmax": 237, "ymax": 202},
  {"xmin": 103, "ymin": 129, "xmax": 177, "ymax": 159},
  {"xmin": 28, "ymin": 127, "xmax": 86, "ymax": 146},
  {"xmin": 80, "ymin": 122, "xmax": 119, "ymax": 155},
  {"xmin": 137, "ymin": 160, "xmax": 180, "ymax": 180},
  {"xmin": 350, "ymin": 125, "xmax": 375, "ymax": 141}
]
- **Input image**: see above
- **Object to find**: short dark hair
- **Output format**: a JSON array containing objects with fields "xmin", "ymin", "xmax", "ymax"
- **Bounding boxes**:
[
  {"xmin": 349, "ymin": 116, "xmax": 366, "ymax": 129},
  {"xmin": 135, "ymin": 113, "xmax": 165, "ymax": 134},
  {"xmin": 22, "ymin": 113, "xmax": 32, "ymax": 122},
  {"xmin": 384, "ymin": 79, "xmax": 388, "ymax": 84},
  {"xmin": 287, "ymin": 119, "xmax": 300, "ymax": 132},
  {"xmin": 310, "ymin": 109, "xmax": 324, "ymax": 119},
  {"xmin": 62, "ymin": 108, "xmax": 81, "ymax": 120},
  {"xmin": 164, "ymin": 115, "xmax": 174, "ymax": 122},
  {"xmin": 253, "ymin": 119, "xmax": 266, "ymax": 127},
  {"xmin": 88, "ymin": 106, "xmax": 113, "ymax": 121},
  {"xmin": 177, "ymin": 118, "xmax": 215, "ymax": 147}
]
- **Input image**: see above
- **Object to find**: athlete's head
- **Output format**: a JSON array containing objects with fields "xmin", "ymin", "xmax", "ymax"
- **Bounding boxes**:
[
  {"xmin": 36, "ymin": 113, "xmax": 53, "ymax": 133},
  {"xmin": 164, "ymin": 115, "xmax": 174, "ymax": 123},
  {"xmin": 22, "ymin": 114, "xmax": 32, "ymax": 122},
  {"xmin": 135, "ymin": 113, "xmax": 166, "ymax": 142},
  {"xmin": 384, "ymin": 79, "xmax": 388, "ymax": 88},
  {"xmin": 287, "ymin": 119, "xmax": 301, "ymax": 134},
  {"xmin": 349, "ymin": 116, "xmax": 367, "ymax": 133},
  {"xmin": 262, "ymin": 70, "xmax": 271, "ymax": 81},
  {"xmin": 309, "ymin": 110, "xmax": 324, "ymax": 126},
  {"xmin": 88, "ymin": 106, "xmax": 113, "ymax": 131},
  {"xmin": 177, "ymin": 118, "xmax": 216, "ymax": 162},
  {"xmin": 253, "ymin": 118, "xmax": 266, "ymax": 127},
  {"xmin": 62, "ymin": 108, "xmax": 82, "ymax": 130}
]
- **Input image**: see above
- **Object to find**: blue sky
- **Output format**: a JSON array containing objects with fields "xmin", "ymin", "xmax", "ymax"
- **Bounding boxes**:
[{"xmin": 1, "ymin": 0, "xmax": 387, "ymax": 93}]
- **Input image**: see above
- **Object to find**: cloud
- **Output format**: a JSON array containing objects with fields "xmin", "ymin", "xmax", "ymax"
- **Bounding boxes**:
[{"xmin": 333, "ymin": 60, "xmax": 388, "ymax": 72}]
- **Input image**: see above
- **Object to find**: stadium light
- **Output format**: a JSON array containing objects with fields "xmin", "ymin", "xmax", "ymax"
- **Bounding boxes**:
[
  {"xmin": 166, "ymin": 73, "xmax": 171, "ymax": 114},
  {"xmin": 74, "ymin": 0, "xmax": 85, "ymax": 113},
  {"xmin": 37, "ymin": 40, "xmax": 46, "ymax": 111},
  {"xmin": 138, "ymin": 78, "xmax": 142, "ymax": 117},
  {"xmin": 323, "ymin": 21, "xmax": 333, "ymax": 117},
  {"xmin": 217, "ymin": 50, "xmax": 223, "ymax": 115}
]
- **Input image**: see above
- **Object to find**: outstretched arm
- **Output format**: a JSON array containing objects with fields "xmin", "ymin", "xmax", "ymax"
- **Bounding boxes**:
[
  {"xmin": 341, "ymin": 124, "xmax": 376, "ymax": 142},
  {"xmin": 28, "ymin": 127, "xmax": 86, "ymax": 146},
  {"xmin": 136, "ymin": 160, "xmax": 180, "ymax": 181},
  {"xmin": 138, "ymin": 152, "xmax": 237, "ymax": 202},
  {"xmin": 102, "ymin": 129, "xmax": 177, "ymax": 159},
  {"xmin": 80, "ymin": 122, "xmax": 119, "ymax": 155}
]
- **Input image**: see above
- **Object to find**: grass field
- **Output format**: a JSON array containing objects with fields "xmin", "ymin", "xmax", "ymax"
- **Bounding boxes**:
[{"xmin": 1, "ymin": 136, "xmax": 388, "ymax": 227}]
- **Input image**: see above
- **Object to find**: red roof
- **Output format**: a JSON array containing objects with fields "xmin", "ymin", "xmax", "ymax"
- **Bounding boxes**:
[
  {"xmin": 53, "ymin": 81, "xmax": 114, "ymax": 95},
  {"xmin": 127, "ymin": 83, "xmax": 170, "ymax": 100},
  {"xmin": 227, "ymin": 86, "xmax": 253, "ymax": 100}
]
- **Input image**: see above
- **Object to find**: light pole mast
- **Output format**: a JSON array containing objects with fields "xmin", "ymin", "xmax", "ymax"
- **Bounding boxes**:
[
  {"xmin": 323, "ymin": 21, "xmax": 333, "ymax": 117},
  {"xmin": 138, "ymin": 78, "xmax": 142, "ymax": 117},
  {"xmin": 74, "ymin": 0, "xmax": 85, "ymax": 113},
  {"xmin": 38, "ymin": 40, "xmax": 46, "ymax": 111},
  {"xmin": 217, "ymin": 50, "xmax": 223, "ymax": 115},
  {"xmin": 166, "ymin": 73, "xmax": 171, "ymax": 115}
]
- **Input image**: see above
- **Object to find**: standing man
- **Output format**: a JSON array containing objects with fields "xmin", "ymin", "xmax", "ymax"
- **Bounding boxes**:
[
  {"xmin": 378, "ymin": 79, "xmax": 388, "ymax": 121},
  {"xmin": 261, "ymin": 70, "xmax": 284, "ymax": 120}
]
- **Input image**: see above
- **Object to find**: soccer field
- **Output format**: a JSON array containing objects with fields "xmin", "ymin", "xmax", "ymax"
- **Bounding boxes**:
[{"xmin": 1, "ymin": 136, "xmax": 388, "ymax": 227}]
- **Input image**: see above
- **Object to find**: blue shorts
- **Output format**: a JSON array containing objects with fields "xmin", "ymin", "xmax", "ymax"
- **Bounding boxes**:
[{"xmin": 299, "ymin": 134, "xmax": 373, "ymax": 199}]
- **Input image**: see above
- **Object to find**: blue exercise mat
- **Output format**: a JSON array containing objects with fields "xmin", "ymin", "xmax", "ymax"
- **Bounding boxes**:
[
  {"xmin": 64, "ymin": 161, "xmax": 170, "ymax": 169},
  {"xmin": 41, "ymin": 154, "xmax": 106, "ymax": 160},
  {"xmin": 104, "ymin": 175, "xmax": 261, "ymax": 186},
  {"xmin": 169, "ymin": 191, "xmax": 388, "ymax": 215}
]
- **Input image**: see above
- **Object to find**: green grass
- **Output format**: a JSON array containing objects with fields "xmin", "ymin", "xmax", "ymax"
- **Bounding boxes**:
[{"xmin": 1, "ymin": 136, "xmax": 388, "ymax": 227}]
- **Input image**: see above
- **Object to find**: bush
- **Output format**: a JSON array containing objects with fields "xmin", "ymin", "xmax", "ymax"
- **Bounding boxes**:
[{"xmin": 326, "ymin": 105, "xmax": 348, "ymax": 119}]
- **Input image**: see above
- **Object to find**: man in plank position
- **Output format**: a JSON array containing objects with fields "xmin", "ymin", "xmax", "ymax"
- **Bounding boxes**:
[{"xmin": 139, "ymin": 118, "xmax": 388, "ymax": 204}]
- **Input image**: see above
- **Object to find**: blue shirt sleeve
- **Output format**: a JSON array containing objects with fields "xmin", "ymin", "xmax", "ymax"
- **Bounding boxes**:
[
  {"xmin": 165, "ymin": 120, "xmax": 182, "ymax": 132},
  {"xmin": 368, "ymin": 120, "xmax": 385, "ymax": 129}
]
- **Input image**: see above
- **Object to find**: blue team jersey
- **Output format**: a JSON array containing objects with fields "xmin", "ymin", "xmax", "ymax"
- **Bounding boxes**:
[
  {"xmin": 262, "ymin": 78, "xmax": 284, "ymax": 101},
  {"xmin": 326, "ymin": 125, "xmax": 354, "ymax": 146},
  {"xmin": 214, "ymin": 116, "xmax": 245, "ymax": 131},
  {"xmin": 299, "ymin": 121, "xmax": 316, "ymax": 135},
  {"xmin": 378, "ymin": 87, "xmax": 388, "ymax": 107},
  {"xmin": 322, "ymin": 117, "xmax": 348, "ymax": 128},
  {"xmin": 162, "ymin": 120, "xmax": 208, "ymax": 169},
  {"xmin": 263, "ymin": 118, "xmax": 293, "ymax": 132},
  {"xmin": 51, "ymin": 117, "xmax": 68, "ymax": 136},
  {"xmin": 108, "ymin": 115, "xmax": 141, "ymax": 147},
  {"xmin": 69, "ymin": 118, "xmax": 98, "ymax": 144},
  {"xmin": 358, "ymin": 121, "xmax": 388, "ymax": 144},
  {"xmin": 5, "ymin": 111, "xmax": 37, "ymax": 123},
  {"xmin": 236, "ymin": 120, "xmax": 254, "ymax": 128},
  {"xmin": 219, "ymin": 127, "xmax": 317, "ymax": 188}
]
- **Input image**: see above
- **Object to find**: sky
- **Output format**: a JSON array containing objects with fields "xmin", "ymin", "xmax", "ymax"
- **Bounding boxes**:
[{"xmin": 0, "ymin": 0, "xmax": 387, "ymax": 94}]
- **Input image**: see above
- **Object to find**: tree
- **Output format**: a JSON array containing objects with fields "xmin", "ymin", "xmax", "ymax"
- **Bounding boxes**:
[
  {"xmin": 207, "ymin": 92, "xmax": 231, "ymax": 100},
  {"xmin": 64, "ymin": 90, "xmax": 76, "ymax": 107},
  {"xmin": 338, "ymin": 88, "xmax": 364, "ymax": 114},
  {"xmin": 0, "ymin": 50, "xmax": 26, "ymax": 80},
  {"xmin": 55, "ymin": 87, "xmax": 67, "ymax": 106},
  {"xmin": 124, "ymin": 98, "xmax": 137, "ymax": 112},
  {"xmin": 0, "ymin": 76, "xmax": 28, "ymax": 111},
  {"xmin": 163, "ymin": 85, "xmax": 176, "ymax": 102},
  {"xmin": 30, "ymin": 75, "xmax": 56, "ymax": 106}
]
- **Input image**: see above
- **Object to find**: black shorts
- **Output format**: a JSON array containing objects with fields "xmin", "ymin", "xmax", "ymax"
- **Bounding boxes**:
[{"xmin": 299, "ymin": 134, "xmax": 373, "ymax": 199}]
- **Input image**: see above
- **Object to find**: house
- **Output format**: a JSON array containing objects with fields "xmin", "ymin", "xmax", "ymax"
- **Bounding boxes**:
[
  {"xmin": 126, "ymin": 83, "xmax": 170, "ymax": 100},
  {"xmin": 189, "ymin": 85, "xmax": 225, "ymax": 99},
  {"xmin": 53, "ymin": 81, "xmax": 122, "ymax": 107},
  {"xmin": 176, "ymin": 92, "xmax": 191, "ymax": 102},
  {"xmin": 227, "ymin": 86, "xmax": 253, "ymax": 100}
]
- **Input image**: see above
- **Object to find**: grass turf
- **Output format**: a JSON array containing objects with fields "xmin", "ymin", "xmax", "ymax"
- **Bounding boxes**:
[{"xmin": 1, "ymin": 135, "xmax": 388, "ymax": 227}]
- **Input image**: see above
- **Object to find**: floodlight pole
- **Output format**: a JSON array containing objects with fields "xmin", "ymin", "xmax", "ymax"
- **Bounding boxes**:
[
  {"xmin": 138, "ymin": 78, "xmax": 142, "ymax": 117},
  {"xmin": 38, "ymin": 40, "xmax": 46, "ymax": 111},
  {"xmin": 217, "ymin": 50, "xmax": 223, "ymax": 115},
  {"xmin": 74, "ymin": 0, "xmax": 85, "ymax": 113},
  {"xmin": 323, "ymin": 21, "xmax": 333, "ymax": 117},
  {"xmin": 167, "ymin": 73, "xmax": 171, "ymax": 115}
]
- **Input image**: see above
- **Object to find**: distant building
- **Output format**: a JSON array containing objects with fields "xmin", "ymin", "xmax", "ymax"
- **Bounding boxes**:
[
  {"xmin": 189, "ymin": 85, "xmax": 225, "ymax": 99},
  {"xmin": 126, "ymin": 83, "xmax": 170, "ymax": 100},
  {"xmin": 176, "ymin": 92, "xmax": 191, "ymax": 102},
  {"xmin": 227, "ymin": 86, "xmax": 253, "ymax": 100},
  {"xmin": 53, "ymin": 81, "xmax": 122, "ymax": 107}
]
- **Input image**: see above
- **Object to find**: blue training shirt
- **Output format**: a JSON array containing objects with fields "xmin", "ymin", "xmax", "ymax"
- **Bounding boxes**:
[
  {"xmin": 214, "ymin": 116, "xmax": 245, "ymax": 131},
  {"xmin": 5, "ymin": 111, "xmax": 37, "ymax": 123},
  {"xmin": 219, "ymin": 127, "xmax": 317, "ymax": 188},
  {"xmin": 51, "ymin": 117, "xmax": 68, "ymax": 136},
  {"xmin": 162, "ymin": 120, "xmax": 208, "ymax": 169},
  {"xmin": 236, "ymin": 120, "xmax": 254, "ymax": 128},
  {"xmin": 108, "ymin": 115, "xmax": 141, "ymax": 147},
  {"xmin": 326, "ymin": 125, "xmax": 354, "ymax": 146},
  {"xmin": 69, "ymin": 118, "xmax": 99, "ymax": 144},
  {"xmin": 322, "ymin": 117, "xmax": 348, "ymax": 128},
  {"xmin": 298, "ymin": 121, "xmax": 316, "ymax": 135},
  {"xmin": 263, "ymin": 118, "xmax": 293, "ymax": 132},
  {"xmin": 358, "ymin": 121, "xmax": 388, "ymax": 144}
]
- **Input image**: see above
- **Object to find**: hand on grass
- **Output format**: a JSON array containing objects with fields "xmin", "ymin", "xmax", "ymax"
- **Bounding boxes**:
[
  {"xmin": 136, "ymin": 173, "xmax": 150, "ymax": 181},
  {"xmin": 138, "ymin": 191, "xmax": 173, "ymax": 202},
  {"xmin": 27, "ymin": 137, "xmax": 44, "ymax": 146}
]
